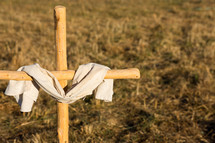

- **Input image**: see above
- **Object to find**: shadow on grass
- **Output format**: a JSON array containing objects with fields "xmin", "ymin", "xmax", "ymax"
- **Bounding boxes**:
[
  {"xmin": 114, "ymin": 104, "xmax": 154, "ymax": 142},
  {"xmin": 199, "ymin": 119, "xmax": 215, "ymax": 142}
]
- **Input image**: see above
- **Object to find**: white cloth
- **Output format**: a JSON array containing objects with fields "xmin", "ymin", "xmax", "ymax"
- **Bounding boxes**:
[{"xmin": 5, "ymin": 63, "xmax": 114, "ymax": 112}]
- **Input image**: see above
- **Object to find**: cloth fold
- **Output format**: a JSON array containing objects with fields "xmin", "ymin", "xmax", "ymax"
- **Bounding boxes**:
[{"xmin": 5, "ymin": 63, "xmax": 114, "ymax": 112}]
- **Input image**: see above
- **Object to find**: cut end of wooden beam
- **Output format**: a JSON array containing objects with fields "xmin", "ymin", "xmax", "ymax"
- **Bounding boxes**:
[
  {"xmin": 54, "ymin": 6, "xmax": 66, "ymax": 19},
  {"xmin": 55, "ymin": 5, "xmax": 65, "ymax": 9},
  {"xmin": 136, "ymin": 69, "xmax": 141, "ymax": 78},
  {"xmin": 131, "ymin": 68, "xmax": 140, "ymax": 79}
]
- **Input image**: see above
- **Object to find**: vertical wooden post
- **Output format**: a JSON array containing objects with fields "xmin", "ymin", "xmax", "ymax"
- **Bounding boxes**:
[{"xmin": 54, "ymin": 6, "xmax": 69, "ymax": 143}]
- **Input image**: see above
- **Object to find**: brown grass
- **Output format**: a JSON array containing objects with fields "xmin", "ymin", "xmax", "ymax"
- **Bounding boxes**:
[{"xmin": 0, "ymin": 0, "xmax": 215, "ymax": 142}]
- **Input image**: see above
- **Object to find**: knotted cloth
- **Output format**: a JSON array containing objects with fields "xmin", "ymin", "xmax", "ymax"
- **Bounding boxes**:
[{"xmin": 5, "ymin": 63, "xmax": 114, "ymax": 112}]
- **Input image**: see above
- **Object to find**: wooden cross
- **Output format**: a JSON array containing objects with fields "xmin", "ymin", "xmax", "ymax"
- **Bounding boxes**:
[{"xmin": 0, "ymin": 6, "xmax": 140, "ymax": 143}]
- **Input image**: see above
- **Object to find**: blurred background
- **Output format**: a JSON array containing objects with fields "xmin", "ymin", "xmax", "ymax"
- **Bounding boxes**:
[{"xmin": 0, "ymin": 0, "xmax": 215, "ymax": 142}]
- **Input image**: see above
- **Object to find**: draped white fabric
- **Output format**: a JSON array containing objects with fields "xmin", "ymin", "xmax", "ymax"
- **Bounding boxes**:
[{"xmin": 5, "ymin": 63, "xmax": 114, "ymax": 112}]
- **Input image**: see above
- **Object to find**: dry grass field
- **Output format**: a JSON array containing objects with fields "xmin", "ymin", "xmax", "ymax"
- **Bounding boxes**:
[{"xmin": 0, "ymin": 0, "xmax": 215, "ymax": 142}]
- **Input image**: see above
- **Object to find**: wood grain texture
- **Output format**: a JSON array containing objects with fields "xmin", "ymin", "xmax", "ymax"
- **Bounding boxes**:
[
  {"xmin": 0, "ymin": 68, "xmax": 140, "ymax": 80},
  {"xmin": 54, "ymin": 6, "xmax": 69, "ymax": 143}
]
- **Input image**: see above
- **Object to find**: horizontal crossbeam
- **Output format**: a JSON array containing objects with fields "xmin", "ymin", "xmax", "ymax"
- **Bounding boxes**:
[{"xmin": 0, "ymin": 68, "xmax": 140, "ymax": 81}]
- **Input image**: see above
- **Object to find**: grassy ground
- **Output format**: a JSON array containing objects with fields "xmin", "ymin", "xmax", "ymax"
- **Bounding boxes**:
[{"xmin": 0, "ymin": 0, "xmax": 215, "ymax": 142}]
